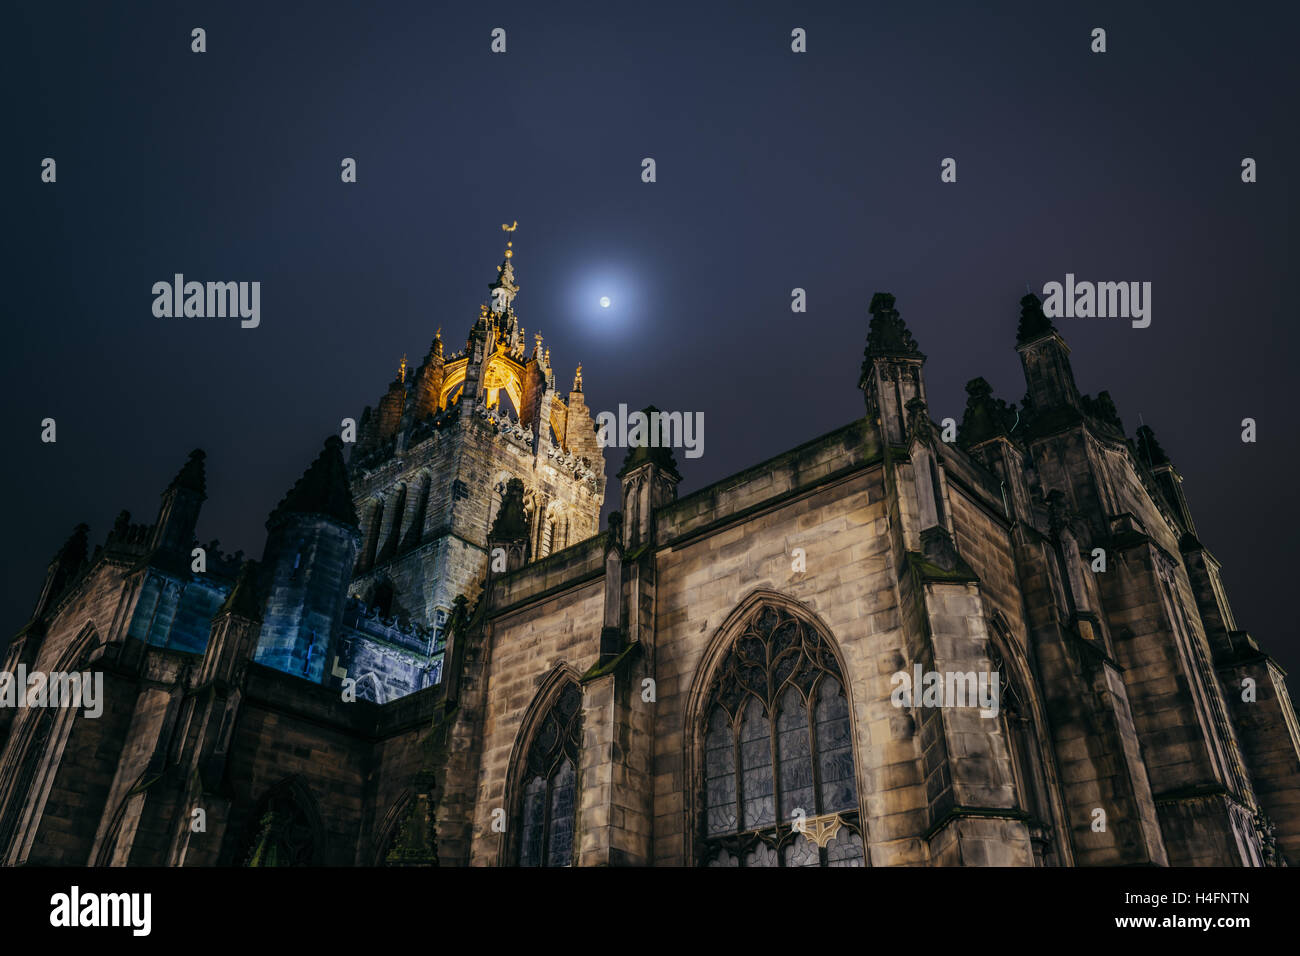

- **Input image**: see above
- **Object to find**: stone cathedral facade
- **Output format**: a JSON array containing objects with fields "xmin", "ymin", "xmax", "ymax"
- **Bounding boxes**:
[{"xmin": 2, "ymin": 239, "xmax": 1298, "ymax": 866}]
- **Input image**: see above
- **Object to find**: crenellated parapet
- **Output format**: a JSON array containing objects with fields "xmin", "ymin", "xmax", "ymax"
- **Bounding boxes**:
[{"xmin": 340, "ymin": 595, "xmax": 439, "ymax": 657}]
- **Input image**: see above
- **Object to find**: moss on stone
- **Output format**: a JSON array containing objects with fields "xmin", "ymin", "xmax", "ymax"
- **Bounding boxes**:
[
  {"xmin": 580, "ymin": 642, "xmax": 642, "ymax": 682},
  {"xmin": 384, "ymin": 703, "xmax": 460, "ymax": 867},
  {"xmin": 905, "ymin": 550, "xmax": 979, "ymax": 585}
]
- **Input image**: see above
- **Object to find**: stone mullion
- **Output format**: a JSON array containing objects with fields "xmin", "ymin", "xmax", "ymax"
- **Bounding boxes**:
[
  {"xmin": 538, "ymin": 774, "xmax": 552, "ymax": 867},
  {"xmin": 764, "ymin": 640, "xmax": 779, "ymax": 847},
  {"xmin": 798, "ymin": 683, "xmax": 819, "ymax": 867},
  {"xmin": 807, "ymin": 676, "xmax": 825, "ymax": 821},
  {"xmin": 731, "ymin": 711, "xmax": 743, "ymax": 855}
]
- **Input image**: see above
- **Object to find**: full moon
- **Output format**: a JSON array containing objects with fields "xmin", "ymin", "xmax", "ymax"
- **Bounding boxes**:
[{"xmin": 599, "ymin": 296, "xmax": 611, "ymax": 308}]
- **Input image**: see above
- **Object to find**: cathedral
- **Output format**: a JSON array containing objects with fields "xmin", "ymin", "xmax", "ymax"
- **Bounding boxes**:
[{"xmin": 2, "ymin": 234, "xmax": 1297, "ymax": 867}]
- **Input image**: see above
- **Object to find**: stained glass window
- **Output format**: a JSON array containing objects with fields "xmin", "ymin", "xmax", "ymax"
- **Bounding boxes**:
[
  {"xmin": 700, "ymin": 604, "xmax": 865, "ymax": 866},
  {"xmin": 517, "ymin": 681, "xmax": 582, "ymax": 866}
]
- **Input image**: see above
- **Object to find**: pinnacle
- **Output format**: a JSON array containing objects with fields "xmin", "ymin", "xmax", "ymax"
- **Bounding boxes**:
[
  {"xmin": 863, "ymin": 292, "xmax": 924, "ymax": 369},
  {"xmin": 167, "ymin": 449, "xmax": 207, "ymax": 497},
  {"xmin": 1017, "ymin": 292, "xmax": 1055, "ymax": 345},
  {"xmin": 268, "ymin": 436, "xmax": 358, "ymax": 529}
]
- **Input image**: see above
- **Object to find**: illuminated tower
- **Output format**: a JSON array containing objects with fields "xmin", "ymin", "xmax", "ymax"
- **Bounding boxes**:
[{"xmin": 347, "ymin": 225, "xmax": 606, "ymax": 646}]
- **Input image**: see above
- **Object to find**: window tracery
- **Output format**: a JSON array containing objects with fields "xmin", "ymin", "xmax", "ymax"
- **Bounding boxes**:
[
  {"xmin": 517, "ymin": 681, "xmax": 582, "ymax": 866},
  {"xmin": 700, "ymin": 604, "xmax": 864, "ymax": 867}
]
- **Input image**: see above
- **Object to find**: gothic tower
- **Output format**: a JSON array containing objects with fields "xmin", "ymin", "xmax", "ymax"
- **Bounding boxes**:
[
  {"xmin": 253, "ymin": 436, "xmax": 361, "ymax": 682},
  {"xmin": 347, "ymin": 225, "xmax": 606, "ymax": 649}
]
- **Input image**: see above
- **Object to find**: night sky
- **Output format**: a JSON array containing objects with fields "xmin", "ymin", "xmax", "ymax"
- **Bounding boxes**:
[{"xmin": 5, "ymin": 2, "xmax": 1298, "ymax": 679}]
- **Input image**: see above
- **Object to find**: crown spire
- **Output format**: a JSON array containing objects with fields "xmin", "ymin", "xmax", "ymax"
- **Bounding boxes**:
[{"xmin": 489, "ymin": 221, "xmax": 520, "ymax": 314}]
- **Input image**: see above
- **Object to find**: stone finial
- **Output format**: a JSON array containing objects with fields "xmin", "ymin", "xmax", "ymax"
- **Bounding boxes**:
[
  {"xmin": 865, "ymin": 293, "xmax": 923, "ymax": 359},
  {"xmin": 1017, "ymin": 291, "xmax": 1055, "ymax": 345},
  {"xmin": 33, "ymin": 522, "xmax": 91, "ymax": 620},
  {"xmin": 1081, "ymin": 391, "xmax": 1124, "ymax": 435},
  {"xmin": 1135, "ymin": 424, "xmax": 1171, "ymax": 469},
  {"xmin": 56, "ymin": 523, "xmax": 91, "ymax": 563},
  {"xmin": 573, "ymin": 364, "xmax": 583, "ymax": 393},
  {"xmin": 489, "ymin": 225, "xmax": 520, "ymax": 312},
  {"xmin": 617, "ymin": 407, "xmax": 682, "ymax": 480},
  {"xmin": 958, "ymin": 377, "xmax": 1017, "ymax": 448},
  {"xmin": 167, "ymin": 448, "xmax": 207, "ymax": 497}
]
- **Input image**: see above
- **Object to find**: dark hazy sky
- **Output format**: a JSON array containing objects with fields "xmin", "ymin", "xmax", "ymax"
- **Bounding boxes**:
[{"xmin": 5, "ymin": 2, "xmax": 1298, "ymax": 677}]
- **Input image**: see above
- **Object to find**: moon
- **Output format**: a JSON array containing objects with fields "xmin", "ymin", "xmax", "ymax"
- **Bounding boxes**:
[{"xmin": 599, "ymin": 296, "xmax": 611, "ymax": 308}]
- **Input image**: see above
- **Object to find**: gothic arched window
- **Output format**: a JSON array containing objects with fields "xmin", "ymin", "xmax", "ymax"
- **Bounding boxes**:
[
  {"xmin": 988, "ymin": 634, "xmax": 1056, "ymax": 866},
  {"xmin": 700, "ymin": 603, "xmax": 864, "ymax": 867},
  {"xmin": 241, "ymin": 784, "xmax": 318, "ymax": 866},
  {"xmin": 361, "ymin": 499, "xmax": 384, "ymax": 571},
  {"xmin": 0, "ymin": 709, "xmax": 55, "ymax": 862},
  {"xmin": 383, "ymin": 484, "xmax": 407, "ymax": 559},
  {"xmin": 371, "ymin": 579, "xmax": 395, "ymax": 619},
  {"xmin": 517, "ymin": 682, "xmax": 582, "ymax": 866}
]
